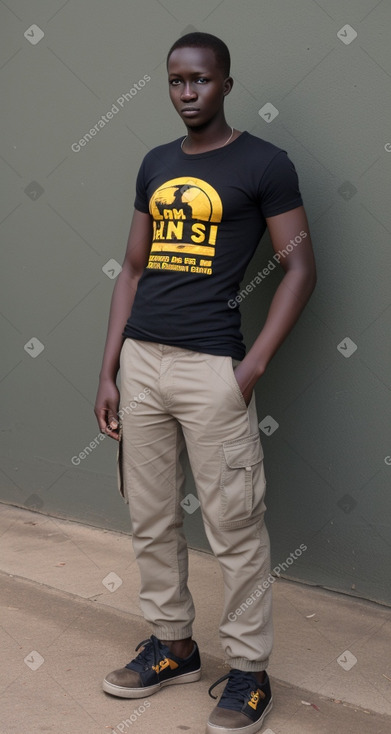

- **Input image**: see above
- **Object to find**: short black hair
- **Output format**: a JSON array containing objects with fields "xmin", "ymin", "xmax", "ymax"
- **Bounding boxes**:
[{"xmin": 167, "ymin": 32, "xmax": 231, "ymax": 78}]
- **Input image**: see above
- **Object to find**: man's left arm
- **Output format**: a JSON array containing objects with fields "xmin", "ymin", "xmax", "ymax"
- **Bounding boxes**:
[{"xmin": 234, "ymin": 205, "xmax": 317, "ymax": 405}]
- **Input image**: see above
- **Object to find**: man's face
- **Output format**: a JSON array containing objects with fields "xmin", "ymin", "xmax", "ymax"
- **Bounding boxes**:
[{"xmin": 167, "ymin": 46, "xmax": 230, "ymax": 127}]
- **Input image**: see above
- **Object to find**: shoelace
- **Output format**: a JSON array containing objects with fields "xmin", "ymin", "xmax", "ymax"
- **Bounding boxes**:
[
  {"xmin": 126, "ymin": 635, "xmax": 163, "ymax": 673},
  {"xmin": 208, "ymin": 669, "xmax": 258, "ymax": 702}
]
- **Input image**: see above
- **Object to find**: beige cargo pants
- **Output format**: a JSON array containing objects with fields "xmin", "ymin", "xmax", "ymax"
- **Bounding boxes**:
[{"xmin": 117, "ymin": 337, "xmax": 273, "ymax": 672}]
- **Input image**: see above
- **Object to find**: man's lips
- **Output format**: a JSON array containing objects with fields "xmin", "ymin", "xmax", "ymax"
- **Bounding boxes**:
[{"xmin": 181, "ymin": 108, "xmax": 200, "ymax": 115}]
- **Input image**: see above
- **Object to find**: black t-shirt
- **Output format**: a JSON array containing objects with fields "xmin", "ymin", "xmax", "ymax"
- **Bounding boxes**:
[{"xmin": 123, "ymin": 131, "xmax": 303, "ymax": 360}]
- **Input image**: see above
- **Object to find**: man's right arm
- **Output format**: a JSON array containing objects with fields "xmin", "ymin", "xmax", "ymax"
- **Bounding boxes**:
[{"xmin": 94, "ymin": 209, "xmax": 152, "ymax": 440}]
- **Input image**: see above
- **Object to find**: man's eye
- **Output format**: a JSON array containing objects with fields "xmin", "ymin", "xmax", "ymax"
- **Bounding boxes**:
[
  {"xmin": 169, "ymin": 79, "xmax": 181, "ymax": 85},
  {"xmin": 197, "ymin": 77, "xmax": 208, "ymax": 83}
]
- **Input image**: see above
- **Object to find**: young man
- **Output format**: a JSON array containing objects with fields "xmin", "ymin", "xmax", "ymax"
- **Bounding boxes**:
[{"xmin": 95, "ymin": 32, "xmax": 316, "ymax": 734}]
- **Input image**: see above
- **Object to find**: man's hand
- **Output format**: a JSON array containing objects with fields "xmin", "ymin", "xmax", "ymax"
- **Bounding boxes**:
[
  {"xmin": 233, "ymin": 362, "xmax": 255, "ymax": 407},
  {"xmin": 94, "ymin": 377, "xmax": 120, "ymax": 440}
]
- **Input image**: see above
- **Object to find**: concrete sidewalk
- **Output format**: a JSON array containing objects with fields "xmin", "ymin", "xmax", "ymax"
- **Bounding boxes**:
[{"xmin": 1, "ymin": 504, "xmax": 390, "ymax": 734}]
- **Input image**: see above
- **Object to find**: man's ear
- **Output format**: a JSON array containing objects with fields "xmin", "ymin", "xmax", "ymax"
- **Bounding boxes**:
[{"xmin": 223, "ymin": 76, "xmax": 234, "ymax": 96}]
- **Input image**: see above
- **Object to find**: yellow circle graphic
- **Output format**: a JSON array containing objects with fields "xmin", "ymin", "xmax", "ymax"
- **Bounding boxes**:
[{"xmin": 150, "ymin": 177, "xmax": 223, "ymax": 223}]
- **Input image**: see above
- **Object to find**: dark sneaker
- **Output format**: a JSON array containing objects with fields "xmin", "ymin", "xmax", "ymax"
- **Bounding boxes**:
[
  {"xmin": 103, "ymin": 634, "xmax": 201, "ymax": 698},
  {"xmin": 206, "ymin": 669, "xmax": 273, "ymax": 734}
]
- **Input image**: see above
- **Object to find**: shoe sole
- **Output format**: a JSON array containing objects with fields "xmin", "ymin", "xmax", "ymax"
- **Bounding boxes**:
[
  {"xmin": 205, "ymin": 697, "xmax": 273, "ymax": 734},
  {"xmin": 103, "ymin": 667, "xmax": 202, "ymax": 698}
]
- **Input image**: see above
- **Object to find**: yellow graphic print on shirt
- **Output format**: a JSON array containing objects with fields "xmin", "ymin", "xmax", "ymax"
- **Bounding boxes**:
[{"xmin": 147, "ymin": 177, "xmax": 223, "ymax": 275}]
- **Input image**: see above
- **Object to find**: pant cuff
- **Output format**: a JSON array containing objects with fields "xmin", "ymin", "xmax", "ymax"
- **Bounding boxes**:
[
  {"xmin": 149, "ymin": 624, "xmax": 194, "ymax": 641},
  {"xmin": 227, "ymin": 657, "xmax": 269, "ymax": 672}
]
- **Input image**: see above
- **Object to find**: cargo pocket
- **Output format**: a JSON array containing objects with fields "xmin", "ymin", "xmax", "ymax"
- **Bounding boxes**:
[
  {"xmin": 219, "ymin": 432, "xmax": 266, "ymax": 530},
  {"xmin": 116, "ymin": 422, "xmax": 128, "ymax": 504}
]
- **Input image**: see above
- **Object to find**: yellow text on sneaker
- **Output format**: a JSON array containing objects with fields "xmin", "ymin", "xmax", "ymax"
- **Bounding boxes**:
[
  {"xmin": 248, "ymin": 689, "xmax": 265, "ymax": 710},
  {"xmin": 152, "ymin": 657, "xmax": 179, "ymax": 674}
]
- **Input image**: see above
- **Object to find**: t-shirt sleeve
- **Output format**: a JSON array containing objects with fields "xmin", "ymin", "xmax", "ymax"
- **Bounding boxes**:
[
  {"xmin": 133, "ymin": 158, "xmax": 150, "ymax": 213},
  {"xmin": 258, "ymin": 150, "xmax": 303, "ymax": 218}
]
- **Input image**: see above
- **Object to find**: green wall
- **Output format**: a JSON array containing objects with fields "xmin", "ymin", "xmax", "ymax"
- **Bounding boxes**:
[{"xmin": 1, "ymin": 0, "xmax": 390, "ymax": 605}]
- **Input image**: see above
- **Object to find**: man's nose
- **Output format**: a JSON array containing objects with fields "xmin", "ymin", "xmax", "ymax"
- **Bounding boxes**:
[{"xmin": 180, "ymin": 83, "xmax": 197, "ymax": 101}]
